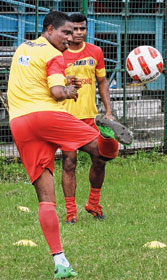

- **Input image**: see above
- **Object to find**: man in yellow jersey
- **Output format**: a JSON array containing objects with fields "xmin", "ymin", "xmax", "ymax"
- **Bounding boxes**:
[
  {"xmin": 7, "ymin": 10, "xmax": 132, "ymax": 279},
  {"xmin": 62, "ymin": 14, "xmax": 118, "ymax": 223}
]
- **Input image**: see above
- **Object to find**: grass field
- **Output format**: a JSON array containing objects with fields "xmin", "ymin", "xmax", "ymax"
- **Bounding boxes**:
[{"xmin": 1, "ymin": 151, "xmax": 167, "ymax": 280}]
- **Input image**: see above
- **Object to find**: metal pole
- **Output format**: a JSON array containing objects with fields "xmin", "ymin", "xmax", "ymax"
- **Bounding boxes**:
[
  {"xmin": 35, "ymin": 0, "xmax": 39, "ymax": 38},
  {"xmin": 82, "ymin": 0, "xmax": 88, "ymax": 17},
  {"xmin": 81, "ymin": 0, "xmax": 88, "ymax": 42},
  {"xmin": 164, "ymin": 2, "xmax": 167, "ymax": 152},
  {"xmin": 123, "ymin": 0, "xmax": 128, "ymax": 127},
  {"xmin": 123, "ymin": 0, "xmax": 129, "ymax": 127}
]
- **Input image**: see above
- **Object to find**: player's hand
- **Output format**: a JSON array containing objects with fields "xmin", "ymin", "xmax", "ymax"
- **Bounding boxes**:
[
  {"xmin": 105, "ymin": 113, "xmax": 115, "ymax": 121},
  {"xmin": 66, "ymin": 85, "xmax": 78, "ymax": 102},
  {"xmin": 66, "ymin": 75, "xmax": 82, "ymax": 89}
]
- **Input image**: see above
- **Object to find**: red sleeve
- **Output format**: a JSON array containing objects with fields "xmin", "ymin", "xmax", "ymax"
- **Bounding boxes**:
[
  {"xmin": 46, "ymin": 55, "xmax": 66, "ymax": 77},
  {"xmin": 96, "ymin": 47, "xmax": 105, "ymax": 70}
]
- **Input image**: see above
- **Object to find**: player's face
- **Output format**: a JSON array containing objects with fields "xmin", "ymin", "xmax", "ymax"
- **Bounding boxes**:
[
  {"xmin": 47, "ymin": 22, "xmax": 73, "ymax": 52},
  {"xmin": 72, "ymin": 21, "xmax": 88, "ymax": 44}
]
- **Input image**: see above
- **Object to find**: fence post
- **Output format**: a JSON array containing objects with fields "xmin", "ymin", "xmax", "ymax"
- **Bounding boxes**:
[
  {"xmin": 82, "ymin": 0, "xmax": 88, "ymax": 16},
  {"xmin": 123, "ymin": 0, "xmax": 129, "ymax": 127},
  {"xmin": 81, "ymin": 0, "xmax": 88, "ymax": 42},
  {"xmin": 164, "ymin": 2, "xmax": 167, "ymax": 152},
  {"xmin": 17, "ymin": 0, "xmax": 25, "ymax": 45},
  {"xmin": 35, "ymin": 0, "xmax": 39, "ymax": 38}
]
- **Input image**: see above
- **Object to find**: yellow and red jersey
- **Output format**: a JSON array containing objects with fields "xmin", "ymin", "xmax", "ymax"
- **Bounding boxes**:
[
  {"xmin": 63, "ymin": 42, "xmax": 106, "ymax": 119},
  {"xmin": 7, "ymin": 36, "xmax": 67, "ymax": 121}
]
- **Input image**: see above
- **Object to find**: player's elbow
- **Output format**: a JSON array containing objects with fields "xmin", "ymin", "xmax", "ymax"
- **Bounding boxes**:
[{"xmin": 50, "ymin": 86, "xmax": 66, "ymax": 101}]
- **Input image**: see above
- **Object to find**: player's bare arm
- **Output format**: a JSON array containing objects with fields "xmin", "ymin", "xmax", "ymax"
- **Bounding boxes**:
[
  {"xmin": 96, "ymin": 76, "xmax": 114, "ymax": 120},
  {"xmin": 50, "ymin": 85, "xmax": 78, "ymax": 102}
]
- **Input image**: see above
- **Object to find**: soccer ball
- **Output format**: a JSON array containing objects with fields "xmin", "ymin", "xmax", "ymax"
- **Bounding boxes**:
[{"xmin": 126, "ymin": 46, "xmax": 163, "ymax": 83}]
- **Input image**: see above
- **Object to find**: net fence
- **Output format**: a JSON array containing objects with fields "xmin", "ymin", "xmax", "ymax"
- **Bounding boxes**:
[{"xmin": 0, "ymin": 0, "xmax": 166, "ymax": 157}]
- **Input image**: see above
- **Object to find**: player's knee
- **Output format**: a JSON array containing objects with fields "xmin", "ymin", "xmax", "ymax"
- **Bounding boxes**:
[
  {"xmin": 97, "ymin": 136, "xmax": 119, "ymax": 159},
  {"xmin": 109, "ymin": 149, "xmax": 119, "ymax": 159},
  {"xmin": 62, "ymin": 153, "xmax": 77, "ymax": 172},
  {"xmin": 99, "ymin": 148, "xmax": 119, "ymax": 160}
]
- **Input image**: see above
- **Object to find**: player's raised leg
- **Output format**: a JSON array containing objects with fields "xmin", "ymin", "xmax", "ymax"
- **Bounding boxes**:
[{"xmin": 95, "ymin": 114, "xmax": 133, "ymax": 145}]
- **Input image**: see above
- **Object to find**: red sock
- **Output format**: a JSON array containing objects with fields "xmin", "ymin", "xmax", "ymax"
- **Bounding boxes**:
[
  {"xmin": 39, "ymin": 202, "xmax": 63, "ymax": 255},
  {"xmin": 65, "ymin": 197, "xmax": 77, "ymax": 218},
  {"xmin": 88, "ymin": 187, "xmax": 101, "ymax": 206},
  {"xmin": 98, "ymin": 134, "xmax": 119, "ymax": 158}
]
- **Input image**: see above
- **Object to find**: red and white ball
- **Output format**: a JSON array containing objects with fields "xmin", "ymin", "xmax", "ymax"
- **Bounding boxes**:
[{"xmin": 126, "ymin": 46, "xmax": 163, "ymax": 83}]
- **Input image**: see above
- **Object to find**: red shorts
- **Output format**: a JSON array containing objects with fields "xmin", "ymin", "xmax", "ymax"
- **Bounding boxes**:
[{"xmin": 10, "ymin": 112, "xmax": 99, "ymax": 183}]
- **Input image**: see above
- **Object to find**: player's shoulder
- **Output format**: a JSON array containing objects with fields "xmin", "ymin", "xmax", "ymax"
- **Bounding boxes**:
[
  {"xmin": 23, "ymin": 37, "xmax": 63, "ymax": 57},
  {"xmin": 36, "ymin": 38, "xmax": 63, "ymax": 61},
  {"xmin": 85, "ymin": 42, "xmax": 103, "ymax": 53}
]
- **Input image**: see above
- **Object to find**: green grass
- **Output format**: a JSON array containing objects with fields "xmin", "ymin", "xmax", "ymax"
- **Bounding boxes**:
[{"xmin": 1, "ymin": 151, "xmax": 167, "ymax": 280}]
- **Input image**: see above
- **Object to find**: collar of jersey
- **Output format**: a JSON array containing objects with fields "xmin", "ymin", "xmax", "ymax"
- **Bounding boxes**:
[{"xmin": 68, "ymin": 42, "xmax": 86, "ymax": 53}]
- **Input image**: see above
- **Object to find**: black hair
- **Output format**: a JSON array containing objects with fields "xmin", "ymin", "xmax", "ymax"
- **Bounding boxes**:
[
  {"xmin": 42, "ymin": 10, "xmax": 72, "ymax": 32},
  {"xmin": 69, "ymin": 13, "xmax": 88, "ymax": 26}
]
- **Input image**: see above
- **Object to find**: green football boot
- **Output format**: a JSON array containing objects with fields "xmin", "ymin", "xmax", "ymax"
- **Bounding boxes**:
[
  {"xmin": 95, "ymin": 114, "xmax": 133, "ymax": 145},
  {"xmin": 54, "ymin": 264, "xmax": 78, "ymax": 279}
]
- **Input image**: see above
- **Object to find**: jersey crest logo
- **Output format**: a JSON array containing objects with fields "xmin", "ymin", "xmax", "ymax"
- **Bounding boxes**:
[
  {"xmin": 88, "ymin": 59, "xmax": 95, "ymax": 66},
  {"xmin": 18, "ymin": 55, "xmax": 30, "ymax": 66}
]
